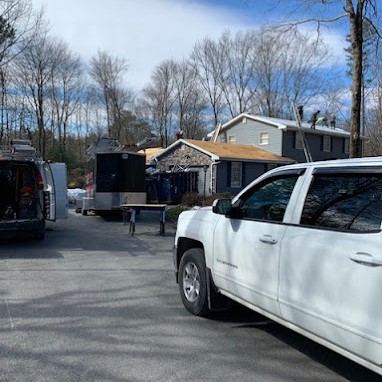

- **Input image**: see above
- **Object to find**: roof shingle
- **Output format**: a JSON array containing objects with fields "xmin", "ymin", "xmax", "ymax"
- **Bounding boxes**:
[{"xmin": 180, "ymin": 139, "xmax": 293, "ymax": 162}]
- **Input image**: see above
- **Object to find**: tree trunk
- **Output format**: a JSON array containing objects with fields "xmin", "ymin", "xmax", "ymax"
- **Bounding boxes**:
[{"xmin": 348, "ymin": 0, "xmax": 364, "ymax": 158}]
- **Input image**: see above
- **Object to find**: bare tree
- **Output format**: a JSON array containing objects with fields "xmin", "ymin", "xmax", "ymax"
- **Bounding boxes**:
[
  {"xmin": 0, "ymin": 0, "xmax": 44, "ymax": 143},
  {"xmin": 0, "ymin": 0, "xmax": 44, "ymax": 65},
  {"xmin": 139, "ymin": 60, "xmax": 176, "ymax": 147},
  {"xmin": 190, "ymin": 27, "xmax": 331, "ymax": 128},
  {"xmin": 218, "ymin": 30, "xmax": 258, "ymax": 118},
  {"xmin": 12, "ymin": 32, "xmax": 62, "ymax": 156},
  {"xmin": 171, "ymin": 59, "xmax": 208, "ymax": 138},
  {"xmin": 89, "ymin": 50, "xmax": 132, "ymax": 139},
  {"xmin": 50, "ymin": 40, "xmax": 84, "ymax": 156},
  {"xmin": 191, "ymin": 37, "xmax": 226, "ymax": 127},
  {"xmin": 363, "ymin": 42, "xmax": 382, "ymax": 155},
  {"xmin": 80, "ymin": 84, "xmax": 107, "ymax": 143},
  {"xmin": 267, "ymin": 0, "xmax": 381, "ymax": 157},
  {"xmin": 251, "ymin": 27, "xmax": 331, "ymax": 118},
  {"xmin": 115, "ymin": 110, "xmax": 152, "ymax": 145}
]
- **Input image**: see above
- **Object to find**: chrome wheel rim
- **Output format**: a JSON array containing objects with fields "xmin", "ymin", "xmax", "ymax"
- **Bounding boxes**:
[{"xmin": 182, "ymin": 262, "xmax": 200, "ymax": 303}]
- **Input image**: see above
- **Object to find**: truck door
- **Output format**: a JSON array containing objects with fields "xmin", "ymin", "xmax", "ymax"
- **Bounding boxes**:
[
  {"xmin": 212, "ymin": 169, "xmax": 304, "ymax": 315},
  {"xmin": 279, "ymin": 167, "xmax": 382, "ymax": 366}
]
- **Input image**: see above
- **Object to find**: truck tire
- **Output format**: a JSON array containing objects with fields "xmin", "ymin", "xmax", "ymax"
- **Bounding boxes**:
[{"xmin": 178, "ymin": 248, "xmax": 209, "ymax": 316}]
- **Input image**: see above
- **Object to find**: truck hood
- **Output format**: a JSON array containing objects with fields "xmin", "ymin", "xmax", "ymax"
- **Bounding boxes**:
[
  {"xmin": 179, "ymin": 206, "xmax": 213, "ymax": 222},
  {"xmin": 176, "ymin": 206, "xmax": 221, "ymax": 243}
]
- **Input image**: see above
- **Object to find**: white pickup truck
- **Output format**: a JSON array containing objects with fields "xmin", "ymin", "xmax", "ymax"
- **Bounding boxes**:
[{"xmin": 173, "ymin": 157, "xmax": 382, "ymax": 376}]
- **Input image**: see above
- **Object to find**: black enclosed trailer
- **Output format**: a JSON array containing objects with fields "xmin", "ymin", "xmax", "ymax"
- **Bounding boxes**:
[{"xmin": 83, "ymin": 138, "xmax": 147, "ymax": 215}]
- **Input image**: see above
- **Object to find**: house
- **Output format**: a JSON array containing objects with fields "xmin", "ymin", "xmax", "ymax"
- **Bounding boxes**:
[
  {"xmin": 212, "ymin": 113, "xmax": 352, "ymax": 162},
  {"xmin": 137, "ymin": 147, "xmax": 164, "ymax": 171},
  {"xmin": 152, "ymin": 139, "xmax": 294, "ymax": 196}
]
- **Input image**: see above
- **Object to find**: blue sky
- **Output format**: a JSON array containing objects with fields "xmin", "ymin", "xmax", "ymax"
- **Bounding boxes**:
[{"xmin": 30, "ymin": 0, "xmax": 348, "ymax": 91}]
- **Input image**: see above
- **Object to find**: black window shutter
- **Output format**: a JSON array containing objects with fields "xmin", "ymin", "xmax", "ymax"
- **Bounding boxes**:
[
  {"xmin": 242, "ymin": 162, "xmax": 245, "ymax": 187},
  {"xmin": 227, "ymin": 162, "xmax": 231, "ymax": 186}
]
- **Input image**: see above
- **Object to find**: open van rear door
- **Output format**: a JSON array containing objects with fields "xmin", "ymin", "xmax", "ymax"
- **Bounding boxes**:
[
  {"xmin": 49, "ymin": 163, "xmax": 68, "ymax": 219},
  {"xmin": 41, "ymin": 161, "xmax": 56, "ymax": 221}
]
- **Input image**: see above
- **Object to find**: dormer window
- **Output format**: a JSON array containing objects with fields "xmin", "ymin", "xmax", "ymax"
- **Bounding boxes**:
[
  {"xmin": 294, "ymin": 132, "xmax": 303, "ymax": 149},
  {"xmin": 260, "ymin": 132, "xmax": 269, "ymax": 145},
  {"xmin": 344, "ymin": 138, "xmax": 350, "ymax": 154},
  {"xmin": 322, "ymin": 136, "xmax": 332, "ymax": 152},
  {"xmin": 228, "ymin": 135, "xmax": 236, "ymax": 144}
]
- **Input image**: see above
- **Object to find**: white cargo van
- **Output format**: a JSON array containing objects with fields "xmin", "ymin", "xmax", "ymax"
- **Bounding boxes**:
[{"xmin": 0, "ymin": 140, "xmax": 67, "ymax": 240}]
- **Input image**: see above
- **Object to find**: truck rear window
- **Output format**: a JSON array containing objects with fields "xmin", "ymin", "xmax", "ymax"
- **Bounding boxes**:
[{"xmin": 301, "ymin": 174, "xmax": 382, "ymax": 232}]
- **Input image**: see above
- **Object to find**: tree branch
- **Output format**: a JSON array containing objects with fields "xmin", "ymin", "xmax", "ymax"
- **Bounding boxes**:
[{"xmin": 279, "ymin": 12, "xmax": 349, "ymax": 28}]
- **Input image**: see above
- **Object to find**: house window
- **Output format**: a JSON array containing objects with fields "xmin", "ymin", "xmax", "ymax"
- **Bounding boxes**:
[
  {"xmin": 259, "ymin": 132, "xmax": 269, "ymax": 145},
  {"xmin": 242, "ymin": 116, "xmax": 247, "ymax": 124},
  {"xmin": 344, "ymin": 138, "xmax": 350, "ymax": 154},
  {"xmin": 294, "ymin": 132, "xmax": 303, "ymax": 149},
  {"xmin": 228, "ymin": 135, "xmax": 236, "ymax": 144},
  {"xmin": 322, "ymin": 135, "xmax": 332, "ymax": 152},
  {"xmin": 230, "ymin": 162, "xmax": 242, "ymax": 188}
]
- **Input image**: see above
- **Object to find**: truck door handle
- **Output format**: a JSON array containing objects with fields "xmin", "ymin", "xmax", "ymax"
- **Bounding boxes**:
[
  {"xmin": 259, "ymin": 235, "xmax": 277, "ymax": 244},
  {"xmin": 350, "ymin": 252, "xmax": 382, "ymax": 266}
]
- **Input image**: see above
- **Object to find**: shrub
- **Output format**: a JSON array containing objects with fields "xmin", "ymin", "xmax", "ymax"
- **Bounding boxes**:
[
  {"xmin": 181, "ymin": 192, "xmax": 203, "ymax": 207},
  {"xmin": 168, "ymin": 192, "xmax": 232, "ymax": 223},
  {"xmin": 181, "ymin": 192, "xmax": 232, "ymax": 207},
  {"xmin": 166, "ymin": 205, "xmax": 190, "ymax": 223},
  {"xmin": 204, "ymin": 192, "xmax": 232, "ymax": 206}
]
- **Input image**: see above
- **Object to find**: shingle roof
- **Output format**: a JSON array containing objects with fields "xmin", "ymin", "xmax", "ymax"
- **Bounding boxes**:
[
  {"xmin": 218, "ymin": 113, "xmax": 351, "ymax": 137},
  {"xmin": 154, "ymin": 139, "xmax": 294, "ymax": 163},
  {"xmin": 138, "ymin": 147, "xmax": 164, "ymax": 164}
]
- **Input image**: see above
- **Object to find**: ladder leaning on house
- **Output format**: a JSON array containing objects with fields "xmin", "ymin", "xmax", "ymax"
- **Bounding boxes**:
[
  {"xmin": 292, "ymin": 102, "xmax": 313, "ymax": 162},
  {"xmin": 211, "ymin": 123, "xmax": 222, "ymax": 142}
]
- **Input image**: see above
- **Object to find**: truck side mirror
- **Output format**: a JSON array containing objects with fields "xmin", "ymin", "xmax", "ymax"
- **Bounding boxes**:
[{"xmin": 212, "ymin": 199, "xmax": 231, "ymax": 215}]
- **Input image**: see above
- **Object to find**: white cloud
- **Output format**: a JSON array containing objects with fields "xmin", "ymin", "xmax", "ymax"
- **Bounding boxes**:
[
  {"xmin": 30, "ymin": 0, "xmax": 350, "ymax": 96},
  {"xmin": 31, "ymin": 0, "xmax": 252, "ymax": 91}
]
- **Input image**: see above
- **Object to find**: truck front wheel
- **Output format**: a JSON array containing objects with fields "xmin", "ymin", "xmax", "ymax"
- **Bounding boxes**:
[{"xmin": 179, "ymin": 248, "xmax": 209, "ymax": 316}]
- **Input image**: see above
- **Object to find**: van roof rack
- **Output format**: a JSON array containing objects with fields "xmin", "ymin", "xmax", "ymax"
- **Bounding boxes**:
[{"xmin": 0, "ymin": 141, "xmax": 43, "ymax": 161}]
